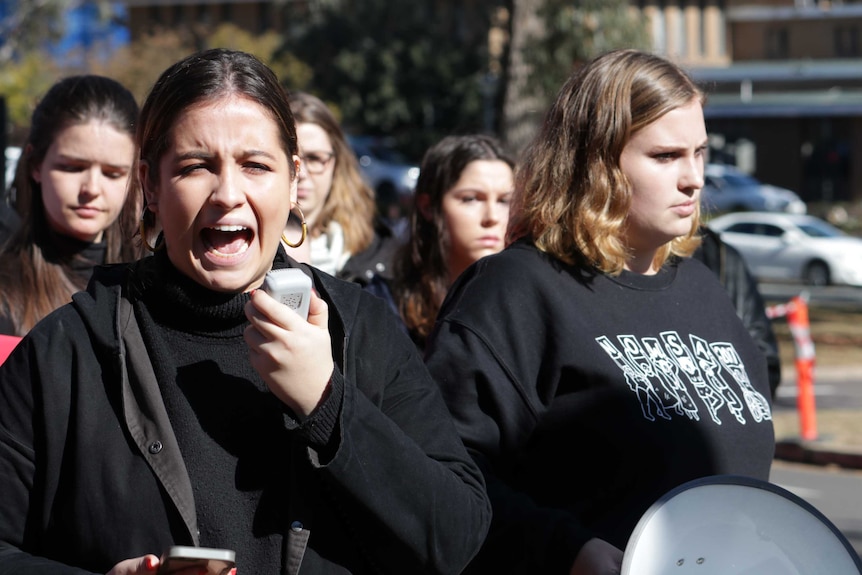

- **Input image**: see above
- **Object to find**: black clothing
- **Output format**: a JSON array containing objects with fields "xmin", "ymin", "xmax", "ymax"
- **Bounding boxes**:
[
  {"xmin": 695, "ymin": 226, "xmax": 782, "ymax": 396},
  {"xmin": 135, "ymin": 251, "xmax": 337, "ymax": 573},
  {"xmin": 0, "ymin": 201, "xmax": 19, "ymax": 250},
  {"xmin": 0, "ymin": 250, "xmax": 490, "ymax": 574},
  {"xmin": 338, "ymin": 218, "xmax": 403, "ymax": 286},
  {"xmin": 52, "ymin": 232, "xmax": 107, "ymax": 287},
  {"xmin": 0, "ymin": 230, "xmax": 107, "ymax": 336},
  {"xmin": 425, "ymin": 241, "xmax": 775, "ymax": 573}
]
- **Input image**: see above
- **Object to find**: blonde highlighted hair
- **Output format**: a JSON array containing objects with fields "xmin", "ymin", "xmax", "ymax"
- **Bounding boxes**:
[
  {"xmin": 508, "ymin": 49, "xmax": 705, "ymax": 274},
  {"xmin": 288, "ymin": 92, "xmax": 376, "ymax": 255}
]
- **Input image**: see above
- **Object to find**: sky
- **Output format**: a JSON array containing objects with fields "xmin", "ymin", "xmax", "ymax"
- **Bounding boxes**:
[
  {"xmin": 50, "ymin": 1, "xmax": 130, "ymax": 57},
  {"xmin": 0, "ymin": 1, "xmax": 130, "ymax": 58}
]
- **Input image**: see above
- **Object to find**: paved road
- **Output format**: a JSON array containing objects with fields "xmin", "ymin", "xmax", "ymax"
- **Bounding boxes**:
[
  {"xmin": 771, "ymin": 460, "xmax": 862, "ymax": 560},
  {"xmin": 754, "ymin": 282, "xmax": 862, "ymax": 562},
  {"xmin": 760, "ymin": 282, "xmax": 862, "ymax": 309},
  {"xmin": 774, "ymin": 369, "xmax": 862, "ymax": 411}
]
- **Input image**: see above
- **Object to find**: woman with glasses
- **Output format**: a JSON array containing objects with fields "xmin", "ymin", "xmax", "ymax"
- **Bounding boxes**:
[{"xmin": 288, "ymin": 92, "xmax": 402, "ymax": 285}]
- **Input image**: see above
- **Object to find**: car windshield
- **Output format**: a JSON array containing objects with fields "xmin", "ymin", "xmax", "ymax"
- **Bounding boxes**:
[{"xmin": 796, "ymin": 219, "xmax": 845, "ymax": 238}]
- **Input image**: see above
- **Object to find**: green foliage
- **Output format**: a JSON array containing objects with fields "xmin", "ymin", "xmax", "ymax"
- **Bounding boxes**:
[
  {"xmin": 286, "ymin": 0, "xmax": 496, "ymax": 160},
  {"xmin": 91, "ymin": 23, "xmax": 313, "ymax": 108},
  {"xmin": 206, "ymin": 24, "xmax": 312, "ymax": 92},
  {"xmin": 0, "ymin": 52, "xmax": 59, "ymax": 141},
  {"xmin": 0, "ymin": 0, "xmax": 649, "ymax": 161},
  {"xmin": 0, "ymin": 0, "xmax": 67, "ymax": 65},
  {"xmin": 89, "ymin": 29, "xmax": 193, "ymax": 104},
  {"xmin": 528, "ymin": 0, "xmax": 650, "ymax": 104}
]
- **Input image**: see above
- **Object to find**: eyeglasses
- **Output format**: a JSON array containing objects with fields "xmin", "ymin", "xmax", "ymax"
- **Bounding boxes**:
[{"xmin": 300, "ymin": 151, "xmax": 335, "ymax": 174}]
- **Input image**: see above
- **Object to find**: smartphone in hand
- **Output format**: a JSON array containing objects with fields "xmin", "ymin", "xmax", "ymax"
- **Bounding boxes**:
[
  {"xmin": 157, "ymin": 546, "xmax": 235, "ymax": 575},
  {"xmin": 261, "ymin": 268, "xmax": 312, "ymax": 320}
]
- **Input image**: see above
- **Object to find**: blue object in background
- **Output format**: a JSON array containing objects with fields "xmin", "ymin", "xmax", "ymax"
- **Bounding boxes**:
[
  {"xmin": 50, "ymin": 1, "xmax": 129, "ymax": 59},
  {"xmin": 0, "ymin": 0, "xmax": 129, "ymax": 60}
]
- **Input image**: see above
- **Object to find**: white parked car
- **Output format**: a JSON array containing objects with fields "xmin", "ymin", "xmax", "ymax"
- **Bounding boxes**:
[
  {"xmin": 701, "ymin": 164, "xmax": 806, "ymax": 215},
  {"xmin": 707, "ymin": 212, "xmax": 862, "ymax": 287}
]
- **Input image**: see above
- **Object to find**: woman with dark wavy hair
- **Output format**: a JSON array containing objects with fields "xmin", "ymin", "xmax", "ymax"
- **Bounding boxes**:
[
  {"xmin": 0, "ymin": 75, "xmax": 140, "ymax": 335},
  {"xmin": 426, "ymin": 49, "xmax": 774, "ymax": 574},
  {"xmin": 389, "ymin": 134, "xmax": 513, "ymax": 349}
]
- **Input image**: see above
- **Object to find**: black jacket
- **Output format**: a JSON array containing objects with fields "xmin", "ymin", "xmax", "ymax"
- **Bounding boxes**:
[
  {"xmin": 695, "ymin": 227, "xmax": 782, "ymax": 396},
  {"xmin": 0, "ymin": 201, "xmax": 18, "ymax": 251},
  {"xmin": 338, "ymin": 219, "xmax": 403, "ymax": 286},
  {"xmin": 0, "ymin": 260, "xmax": 490, "ymax": 574}
]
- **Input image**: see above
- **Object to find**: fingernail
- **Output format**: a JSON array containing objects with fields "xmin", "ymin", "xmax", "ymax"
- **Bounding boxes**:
[{"xmin": 145, "ymin": 556, "xmax": 158, "ymax": 571}]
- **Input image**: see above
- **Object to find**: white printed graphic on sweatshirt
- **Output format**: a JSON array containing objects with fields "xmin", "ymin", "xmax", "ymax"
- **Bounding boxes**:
[
  {"xmin": 711, "ymin": 341, "xmax": 771, "ymax": 423},
  {"xmin": 596, "ymin": 335, "xmax": 670, "ymax": 422},
  {"xmin": 596, "ymin": 331, "xmax": 772, "ymax": 426}
]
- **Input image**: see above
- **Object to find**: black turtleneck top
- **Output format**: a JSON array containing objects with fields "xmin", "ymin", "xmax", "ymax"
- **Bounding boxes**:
[
  {"xmin": 131, "ymin": 250, "xmax": 342, "ymax": 572},
  {"xmin": 45, "ymin": 227, "xmax": 107, "ymax": 289}
]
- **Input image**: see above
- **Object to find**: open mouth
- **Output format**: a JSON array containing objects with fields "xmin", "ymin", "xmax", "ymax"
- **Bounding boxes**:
[{"xmin": 201, "ymin": 225, "xmax": 253, "ymax": 256}]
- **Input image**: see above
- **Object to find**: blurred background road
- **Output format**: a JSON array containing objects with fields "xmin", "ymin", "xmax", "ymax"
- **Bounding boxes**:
[{"xmin": 762, "ymin": 281, "xmax": 862, "ymax": 559}]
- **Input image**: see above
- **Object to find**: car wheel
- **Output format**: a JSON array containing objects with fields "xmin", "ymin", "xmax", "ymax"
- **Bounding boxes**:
[{"xmin": 804, "ymin": 261, "xmax": 830, "ymax": 286}]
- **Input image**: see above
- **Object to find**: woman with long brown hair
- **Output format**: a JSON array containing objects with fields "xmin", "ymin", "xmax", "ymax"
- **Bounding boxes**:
[
  {"xmin": 0, "ymin": 75, "xmax": 140, "ymax": 335},
  {"xmin": 389, "ymin": 134, "xmax": 513, "ymax": 349},
  {"xmin": 288, "ymin": 92, "xmax": 401, "ymax": 284}
]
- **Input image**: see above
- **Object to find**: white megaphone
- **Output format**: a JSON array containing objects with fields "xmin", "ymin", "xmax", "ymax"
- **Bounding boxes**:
[{"xmin": 622, "ymin": 475, "xmax": 862, "ymax": 574}]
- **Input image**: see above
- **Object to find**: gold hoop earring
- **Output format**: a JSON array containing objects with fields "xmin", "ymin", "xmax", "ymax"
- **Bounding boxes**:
[
  {"xmin": 281, "ymin": 204, "xmax": 308, "ymax": 248},
  {"xmin": 140, "ymin": 209, "xmax": 164, "ymax": 252}
]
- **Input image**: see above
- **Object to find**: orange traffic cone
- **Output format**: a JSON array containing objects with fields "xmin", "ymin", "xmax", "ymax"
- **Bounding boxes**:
[{"xmin": 787, "ymin": 294, "xmax": 817, "ymax": 441}]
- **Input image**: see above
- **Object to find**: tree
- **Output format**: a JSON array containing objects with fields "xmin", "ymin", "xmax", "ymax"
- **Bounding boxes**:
[
  {"xmin": 0, "ymin": 52, "xmax": 58, "ymax": 142},
  {"xmin": 0, "ymin": 0, "xmax": 127, "ymax": 139},
  {"xmin": 0, "ymin": 0, "xmax": 120, "ymax": 66},
  {"xmin": 499, "ymin": 0, "xmax": 544, "ymax": 156},
  {"xmin": 0, "ymin": 0, "xmax": 66, "ymax": 66},
  {"xmin": 501, "ymin": 0, "xmax": 649, "ymax": 153},
  {"xmin": 286, "ymin": 0, "xmax": 498, "ymax": 160},
  {"xmin": 0, "ymin": 13, "xmax": 315, "ymax": 140},
  {"xmin": 91, "ymin": 23, "xmax": 312, "ymax": 105}
]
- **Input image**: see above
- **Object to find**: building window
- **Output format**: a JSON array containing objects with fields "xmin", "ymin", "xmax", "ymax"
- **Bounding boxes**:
[
  {"xmin": 765, "ymin": 27, "xmax": 788, "ymax": 59},
  {"xmin": 673, "ymin": 1, "xmax": 686, "ymax": 58},
  {"xmin": 172, "ymin": 4, "xmax": 184, "ymax": 25},
  {"xmin": 652, "ymin": 3, "xmax": 666, "ymax": 54},
  {"xmin": 259, "ymin": 2, "xmax": 271, "ymax": 33},
  {"xmin": 148, "ymin": 5, "xmax": 160, "ymax": 27},
  {"xmin": 835, "ymin": 26, "xmax": 860, "ymax": 58},
  {"xmin": 196, "ymin": 5, "xmax": 211, "ymax": 26}
]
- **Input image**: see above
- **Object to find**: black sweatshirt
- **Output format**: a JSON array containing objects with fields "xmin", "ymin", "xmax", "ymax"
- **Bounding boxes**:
[{"xmin": 426, "ymin": 240, "xmax": 775, "ymax": 574}]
